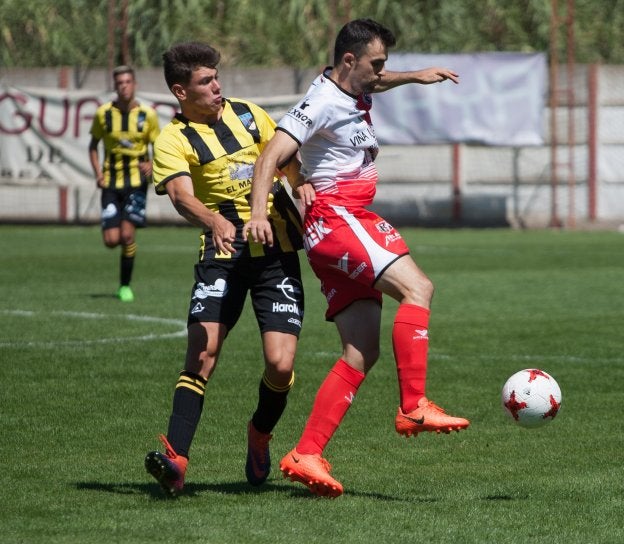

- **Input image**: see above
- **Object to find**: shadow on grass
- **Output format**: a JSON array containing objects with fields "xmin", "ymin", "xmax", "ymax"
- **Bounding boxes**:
[{"xmin": 74, "ymin": 480, "xmax": 416, "ymax": 502}]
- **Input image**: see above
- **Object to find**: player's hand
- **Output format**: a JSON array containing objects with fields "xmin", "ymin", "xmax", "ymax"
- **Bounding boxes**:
[
  {"xmin": 243, "ymin": 218, "xmax": 274, "ymax": 247},
  {"xmin": 211, "ymin": 215, "xmax": 237, "ymax": 256},
  {"xmin": 294, "ymin": 182, "xmax": 316, "ymax": 208},
  {"xmin": 139, "ymin": 161, "xmax": 153, "ymax": 177},
  {"xmin": 418, "ymin": 67, "xmax": 459, "ymax": 85}
]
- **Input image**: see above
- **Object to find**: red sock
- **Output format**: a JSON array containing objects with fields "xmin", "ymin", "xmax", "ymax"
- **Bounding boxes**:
[
  {"xmin": 296, "ymin": 359, "xmax": 365, "ymax": 455},
  {"xmin": 392, "ymin": 304, "xmax": 430, "ymax": 413}
]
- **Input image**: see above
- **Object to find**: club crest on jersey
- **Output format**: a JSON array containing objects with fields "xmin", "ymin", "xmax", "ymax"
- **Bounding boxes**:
[
  {"xmin": 237, "ymin": 111, "xmax": 257, "ymax": 132},
  {"xmin": 375, "ymin": 220, "xmax": 394, "ymax": 233}
]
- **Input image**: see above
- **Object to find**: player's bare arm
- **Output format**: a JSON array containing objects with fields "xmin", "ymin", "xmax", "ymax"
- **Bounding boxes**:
[
  {"xmin": 88, "ymin": 137, "xmax": 105, "ymax": 188},
  {"xmin": 244, "ymin": 130, "xmax": 300, "ymax": 246},
  {"xmin": 166, "ymin": 175, "xmax": 237, "ymax": 255},
  {"xmin": 278, "ymin": 153, "xmax": 316, "ymax": 207},
  {"xmin": 374, "ymin": 67, "xmax": 459, "ymax": 92}
]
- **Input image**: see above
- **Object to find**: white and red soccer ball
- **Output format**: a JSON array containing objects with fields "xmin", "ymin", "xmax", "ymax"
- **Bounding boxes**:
[{"xmin": 501, "ymin": 369, "xmax": 562, "ymax": 428}]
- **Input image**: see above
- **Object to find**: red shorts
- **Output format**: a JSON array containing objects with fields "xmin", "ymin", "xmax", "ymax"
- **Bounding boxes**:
[{"xmin": 303, "ymin": 202, "xmax": 409, "ymax": 320}]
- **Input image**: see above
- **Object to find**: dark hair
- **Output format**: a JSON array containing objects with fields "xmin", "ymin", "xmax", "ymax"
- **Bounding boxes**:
[
  {"xmin": 112, "ymin": 65, "xmax": 135, "ymax": 79},
  {"xmin": 333, "ymin": 18, "xmax": 396, "ymax": 65},
  {"xmin": 162, "ymin": 42, "xmax": 221, "ymax": 89}
]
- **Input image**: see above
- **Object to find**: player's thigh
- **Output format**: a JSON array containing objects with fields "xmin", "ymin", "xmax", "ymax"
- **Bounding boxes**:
[{"xmin": 374, "ymin": 254, "xmax": 434, "ymax": 307}]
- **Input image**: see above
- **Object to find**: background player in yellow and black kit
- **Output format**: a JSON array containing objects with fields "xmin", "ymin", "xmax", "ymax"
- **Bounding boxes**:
[
  {"xmin": 144, "ymin": 42, "xmax": 313, "ymax": 496},
  {"xmin": 88, "ymin": 65, "xmax": 160, "ymax": 302}
]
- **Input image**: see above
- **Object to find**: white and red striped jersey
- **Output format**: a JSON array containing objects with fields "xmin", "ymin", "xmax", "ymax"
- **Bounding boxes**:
[{"xmin": 277, "ymin": 68, "xmax": 380, "ymax": 207}]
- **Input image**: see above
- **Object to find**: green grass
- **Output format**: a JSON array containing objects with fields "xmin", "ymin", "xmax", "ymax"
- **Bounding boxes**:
[{"xmin": 1, "ymin": 225, "xmax": 622, "ymax": 543}]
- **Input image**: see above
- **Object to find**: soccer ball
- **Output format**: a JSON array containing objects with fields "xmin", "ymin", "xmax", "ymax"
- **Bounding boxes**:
[{"xmin": 501, "ymin": 369, "xmax": 562, "ymax": 428}]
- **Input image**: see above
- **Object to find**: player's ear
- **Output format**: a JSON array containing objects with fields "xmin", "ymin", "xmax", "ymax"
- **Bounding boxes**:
[
  {"xmin": 171, "ymin": 83, "xmax": 186, "ymax": 101},
  {"xmin": 343, "ymin": 52, "xmax": 356, "ymax": 69}
]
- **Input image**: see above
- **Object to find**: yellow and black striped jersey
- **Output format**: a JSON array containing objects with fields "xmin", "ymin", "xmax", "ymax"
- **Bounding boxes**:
[
  {"xmin": 153, "ymin": 98, "xmax": 303, "ymax": 260},
  {"xmin": 90, "ymin": 101, "xmax": 160, "ymax": 189}
]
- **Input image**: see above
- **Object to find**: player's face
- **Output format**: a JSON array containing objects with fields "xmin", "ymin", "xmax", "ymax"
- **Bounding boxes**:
[
  {"xmin": 351, "ymin": 38, "xmax": 387, "ymax": 94},
  {"xmin": 180, "ymin": 66, "xmax": 223, "ymax": 122},
  {"xmin": 114, "ymin": 73, "xmax": 136, "ymax": 102}
]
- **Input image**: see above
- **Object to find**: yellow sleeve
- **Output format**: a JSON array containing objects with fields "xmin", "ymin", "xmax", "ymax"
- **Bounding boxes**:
[{"xmin": 152, "ymin": 128, "xmax": 191, "ymax": 195}]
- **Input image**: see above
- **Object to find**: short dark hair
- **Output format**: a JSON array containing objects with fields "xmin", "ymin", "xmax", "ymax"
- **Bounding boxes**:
[
  {"xmin": 112, "ymin": 65, "xmax": 135, "ymax": 79},
  {"xmin": 333, "ymin": 19, "xmax": 396, "ymax": 65},
  {"xmin": 162, "ymin": 42, "xmax": 221, "ymax": 89}
]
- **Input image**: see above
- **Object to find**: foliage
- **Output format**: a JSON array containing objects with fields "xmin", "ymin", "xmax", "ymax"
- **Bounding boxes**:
[{"xmin": 1, "ymin": 0, "xmax": 623, "ymax": 69}]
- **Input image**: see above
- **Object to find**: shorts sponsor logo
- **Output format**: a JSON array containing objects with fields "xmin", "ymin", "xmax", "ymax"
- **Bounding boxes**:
[
  {"xmin": 191, "ymin": 302, "xmax": 205, "ymax": 314},
  {"xmin": 288, "ymin": 317, "xmax": 302, "ymax": 328},
  {"xmin": 276, "ymin": 277, "xmax": 302, "ymax": 302},
  {"xmin": 272, "ymin": 301, "xmax": 301, "ymax": 314},
  {"xmin": 304, "ymin": 218, "xmax": 332, "ymax": 251},
  {"xmin": 329, "ymin": 253, "xmax": 350, "ymax": 274},
  {"xmin": 348, "ymin": 261, "xmax": 367, "ymax": 279},
  {"xmin": 325, "ymin": 287, "xmax": 337, "ymax": 302},
  {"xmin": 193, "ymin": 279, "xmax": 227, "ymax": 299},
  {"xmin": 102, "ymin": 202, "xmax": 117, "ymax": 220}
]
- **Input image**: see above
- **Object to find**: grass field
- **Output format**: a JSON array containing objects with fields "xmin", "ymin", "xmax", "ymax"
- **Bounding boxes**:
[{"xmin": 1, "ymin": 224, "xmax": 622, "ymax": 544}]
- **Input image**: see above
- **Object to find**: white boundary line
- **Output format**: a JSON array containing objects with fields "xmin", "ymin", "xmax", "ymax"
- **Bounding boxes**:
[{"xmin": 0, "ymin": 309, "xmax": 187, "ymax": 348}]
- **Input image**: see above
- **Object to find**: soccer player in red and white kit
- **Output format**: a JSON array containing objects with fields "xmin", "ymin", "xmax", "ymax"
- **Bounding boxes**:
[{"xmin": 244, "ymin": 18, "xmax": 469, "ymax": 497}]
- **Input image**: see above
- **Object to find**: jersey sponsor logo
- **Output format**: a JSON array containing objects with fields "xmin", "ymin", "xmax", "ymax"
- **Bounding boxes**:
[
  {"xmin": 228, "ymin": 161, "xmax": 255, "ymax": 182},
  {"xmin": 350, "ymin": 130, "xmax": 372, "ymax": 147},
  {"xmin": 303, "ymin": 218, "xmax": 332, "ymax": 251},
  {"xmin": 193, "ymin": 279, "xmax": 227, "ymax": 299},
  {"xmin": 286, "ymin": 102, "xmax": 313, "ymax": 128},
  {"xmin": 385, "ymin": 233, "xmax": 401, "ymax": 246}
]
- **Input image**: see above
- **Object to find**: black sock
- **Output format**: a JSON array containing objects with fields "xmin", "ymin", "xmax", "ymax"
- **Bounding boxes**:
[
  {"xmin": 251, "ymin": 372, "xmax": 294, "ymax": 434},
  {"xmin": 167, "ymin": 371, "xmax": 207, "ymax": 458}
]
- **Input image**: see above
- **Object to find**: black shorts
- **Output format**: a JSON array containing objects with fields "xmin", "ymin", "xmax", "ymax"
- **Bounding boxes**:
[
  {"xmin": 187, "ymin": 251, "xmax": 304, "ymax": 337},
  {"xmin": 101, "ymin": 185, "xmax": 147, "ymax": 230}
]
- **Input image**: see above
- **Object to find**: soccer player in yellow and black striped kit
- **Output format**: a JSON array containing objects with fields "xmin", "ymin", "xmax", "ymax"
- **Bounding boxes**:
[
  {"xmin": 88, "ymin": 65, "xmax": 160, "ymax": 302},
  {"xmin": 144, "ymin": 42, "xmax": 311, "ymax": 496}
]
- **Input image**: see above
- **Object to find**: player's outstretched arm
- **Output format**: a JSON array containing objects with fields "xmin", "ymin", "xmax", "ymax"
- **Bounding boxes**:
[{"xmin": 374, "ymin": 67, "xmax": 459, "ymax": 92}]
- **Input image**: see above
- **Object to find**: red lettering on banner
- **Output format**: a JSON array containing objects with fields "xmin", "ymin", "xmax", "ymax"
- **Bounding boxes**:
[
  {"xmin": 38, "ymin": 96, "xmax": 70, "ymax": 137},
  {"xmin": 0, "ymin": 92, "xmax": 33, "ymax": 134}
]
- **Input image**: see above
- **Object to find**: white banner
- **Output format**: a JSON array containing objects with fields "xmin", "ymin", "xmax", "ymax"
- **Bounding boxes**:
[
  {"xmin": 0, "ymin": 53, "xmax": 546, "ymax": 189},
  {"xmin": 372, "ymin": 52, "xmax": 547, "ymax": 146},
  {"xmin": 0, "ymin": 86, "xmax": 179, "ymax": 187}
]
